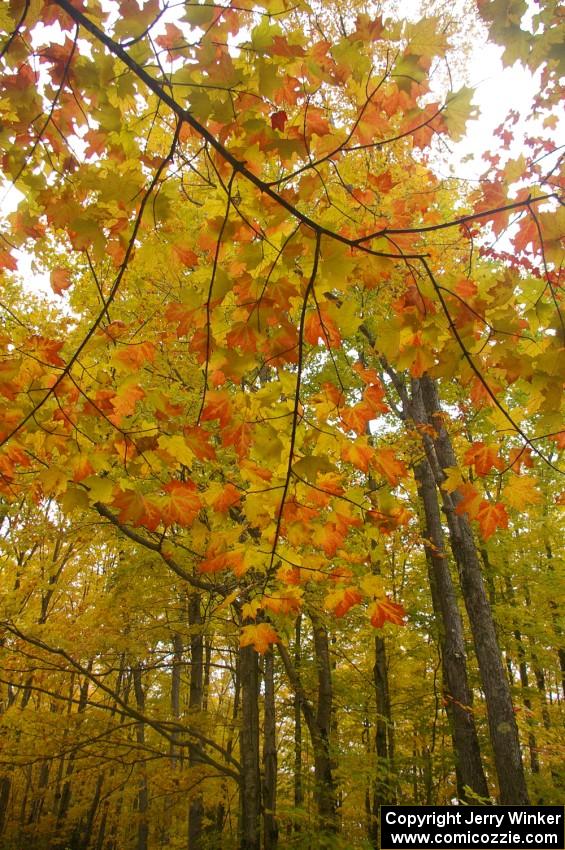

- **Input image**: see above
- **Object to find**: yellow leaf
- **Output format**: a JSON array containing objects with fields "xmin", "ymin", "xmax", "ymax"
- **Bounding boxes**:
[
  {"xmin": 440, "ymin": 466, "xmax": 464, "ymax": 493},
  {"xmin": 502, "ymin": 476, "xmax": 542, "ymax": 510},
  {"xmin": 240, "ymin": 623, "xmax": 279, "ymax": 654}
]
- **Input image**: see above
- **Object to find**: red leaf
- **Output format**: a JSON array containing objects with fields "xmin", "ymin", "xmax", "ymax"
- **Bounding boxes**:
[{"xmin": 270, "ymin": 110, "xmax": 288, "ymax": 132}]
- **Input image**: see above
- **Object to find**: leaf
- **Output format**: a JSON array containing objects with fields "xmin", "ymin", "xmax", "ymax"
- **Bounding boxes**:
[
  {"xmin": 112, "ymin": 488, "xmax": 161, "ymax": 532},
  {"xmin": 341, "ymin": 440, "xmax": 374, "ymax": 472},
  {"xmin": 200, "ymin": 391, "xmax": 232, "ymax": 427},
  {"xmin": 50, "ymin": 267, "xmax": 72, "ymax": 295},
  {"xmin": 440, "ymin": 466, "xmax": 465, "ymax": 493},
  {"xmin": 442, "ymin": 86, "xmax": 479, "ymax": 141},
  {"xmin": 270, "ymin": 110, "xmax": 288, "ymax": 131},
  {"xmin": 240, "ymin": 623, "xmax": 280, "ymax": 654},
  {"xmin": 455, "ymin": 483, "xmax": 483, "ymax": 519},
  {"xmin": 463, "ymin": 442, "xmax": 503, "ymax": 476},
  {"xmin": 368, "ymin": 597, "xmax": 406, "ymax": 628},
  {"xmin": 475, "ymin": 500, "xmax": 509, "ymax": 540},
  {"xmin": 161, "ymin": 481, "xmax": 201, "ymax": 527},
  {"xmin": 324, "ymin": 586, "xmax": 363, "ymax": 618},
  {"xmin": 371, "ymin": 449, "xmax": 408, "ymax": 486},
  {"xmin": 502, "ymin": 475, "xmax": 542, "ymax": 510}
]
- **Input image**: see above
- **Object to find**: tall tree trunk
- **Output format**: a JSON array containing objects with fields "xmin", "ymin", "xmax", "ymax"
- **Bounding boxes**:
[
  {"xmin": 132, "ymin": 665, "xmax": 149, "ymax": 850},
  {"xmin": 311, "ymin": 615, "xmax": 338, "ymax": 834},
  {"xmin": 239, "ymin": 643, "xmax": 261, "ymax": 850},
  {"xmin": 188, "ymin": 594, "xmax": 204, "ymax": 850},
  {"xmin": 293, "ymin": 615, "xmax": 303, "ymax": 816},
  {"xmin": 414, "ymin": 456, "xmax": 489, "ymax": 801},
  {"xmin": 419, "ymin": 374, "xmax": 529, "ymax": 805},
  {"xmin": 371, "ymin": 635, "xmax": 395, "ymax": 849},
  {"xmin": 263, "ymin": 651, "xmax": 278, "ymax": 850}
]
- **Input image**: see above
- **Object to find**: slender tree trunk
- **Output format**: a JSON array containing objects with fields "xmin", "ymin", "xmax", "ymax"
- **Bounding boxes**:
[
  {"xmin": 293, "ymin": 615, "xmax": 303, "ymax": 816},
  {"xmin": 311, "ymin": 615, "xmax": 338, "ymax": 835},
  {"xmin": 239, "ymin": 643, "xmax": 261, "ymax": 850},
  {"xmin": 414, "ymin": 456, "xmax": 489, "ymax": 801},
  {"xmin": 371, "ymin": 635, "xmax": 395, "ymax": 849},
  {"xmin": 188, "ymin": 594, "xmax": 204, "ymax": 850},
  {"xmin": 132, "ymin": 665, "xmax": 149, "ymax": 850},
  {"xmin": 263, "ymin": 651, "xmax": 278, "ymax": 850},
  {"xmin": 419, "ymin": 375, "xmax": 529, "ymax": 805}
]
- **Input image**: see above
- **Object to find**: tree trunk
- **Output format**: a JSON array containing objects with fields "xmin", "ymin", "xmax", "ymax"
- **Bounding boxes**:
[
  {"xmin": 132, "ymin": 665, "xmax": 149, "ymax": 850},
  {"xmin": 371, "ymin": 635, "xmax": 395, "ymax": 848},
  {"xmin": 419, "ymin": 375, "xmax": 529, "ymax": 805},
  {"xmin": 293, "ymin": 616, "xmax": 303, "ymax": 815},
  {"xmin": 263, "ymin": 651, "xmax": 278, "ymax": 850},
  {"xmin": 311, "ymin": 615, "xmax": 338, "ymax": 834},
  {"xmin": 188, "ymin": 594, "xmax": 204, "ymax": 850},
  {"xmin": 414, "ymin": 456, "xmax": 489, "ymax": 802},
  {"xmin": 239, "ymin": 643, "xmax": 261, "ymax": 850}
]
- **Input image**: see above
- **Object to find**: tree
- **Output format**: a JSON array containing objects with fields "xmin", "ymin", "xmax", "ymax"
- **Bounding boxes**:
[{"xmin": 0, "ymin": 0, "xmax": 563, "ymax": 847}]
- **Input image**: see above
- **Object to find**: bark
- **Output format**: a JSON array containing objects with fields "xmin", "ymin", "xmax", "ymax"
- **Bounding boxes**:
[
  {"xmin": 414, "ymin": 456, "xmax": 489, "ymax": 802},
  {"xmin": 419, "ymin": 374, "xmax": 529, "ymax": 805},
  {"xmin": 188, "ymin": 594, "xmax": 204, "ymax": 850},
  {"xmin": 132, "ymin": 665, "xmax": 149, "ymax": 850},
  {"xmin": 371, "ymin": 636, "xmax": 395, "ymax": 849},
  {"xmin": 311, "ymin": 615, "xmax": 338, "ymax": 834},
  {"xmin": 293, "ymin": 616, "xmax": 303, "ymax": 813},
  {"xmin": 262, "ymin": 650, "xmax": 278, "ymax": 850},
  {"xmin": 239, "ymin": 643, "xmax": 261, "ymax": 850}
]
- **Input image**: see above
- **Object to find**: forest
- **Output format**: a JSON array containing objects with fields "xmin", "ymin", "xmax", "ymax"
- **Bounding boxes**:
[{"xmin": 0, "ymin": 0, "xmax": 563, "ymax": 847}]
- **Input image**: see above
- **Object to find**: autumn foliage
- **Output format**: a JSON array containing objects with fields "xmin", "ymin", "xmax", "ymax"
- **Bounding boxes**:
[{"xmin": 0, "ymin": 0, "xmax": 563, "ymax": 846}]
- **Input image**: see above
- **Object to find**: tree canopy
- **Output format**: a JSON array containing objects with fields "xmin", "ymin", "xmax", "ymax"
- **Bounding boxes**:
[{"xmin": 0, "ymin": 0, "xmax": 563, "ymax": 847}]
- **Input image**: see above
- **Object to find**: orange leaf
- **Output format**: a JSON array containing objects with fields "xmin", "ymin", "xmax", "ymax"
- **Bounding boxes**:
[
  {"xmin": 200, "ymin": 391, "xmax": 232, "ymax": 427},
  {"xmin": 371, "ymin": 449, "xmax": 407, "ymax": 486},
  {"xmin": 161, "ymin": 481, "xmax": 201, "ymax": 527},
  {"xmin": 325, "ymin": 586, "xmax": 363, "ymax": 618},
  {"xmin": 455, "ymin": 483, "xmax": 482, "ymax": 519},
  {"xmin": 240, "ymin": 623, "xmax": 279, "ymax": 654},
  {"xmin": 368, "ymin": 597, "xmax": 406, "ymax": 628},
  {"xmin": 50, "ymin": 267, "xmax": 72, "ymax": 295},
  {"xmin": 173, "ymin": 244, "xmax": 199, "ymax": 267},
  {"xmin": 212, "ymin": 483, "xmax": 241, "ymax": 513},
  {"xmin": 115, "ymin": 342, "xmax": 156, "ymax": 370},
  {"xmin": 475, "ymin": 500, "xmax": 509, "ymax": 540},
  {"xmin": 367, "ymin": 597, "xmax": 406, "ymax": 629},
  {"xmin": 341, "ymin": 440, "xmax": 374, "ymax": 472},
  {"xmin": 464, "ymin": 441, "xmax": 503, "ymax": 476},
  {"xmin": 112, "ymin": 488, "xmax": 161, "ymax": 532}
]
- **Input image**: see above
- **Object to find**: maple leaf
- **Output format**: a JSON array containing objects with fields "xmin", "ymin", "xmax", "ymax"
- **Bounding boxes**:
[
  {"xmin": 112, "ymin": 488, "xmax": 162, "ymax": 532},
  {"xmin": 110, "ymin": 383, "xmax": 145, "ymax": 420},
  {"xmin": 262, "ymin": 588, "xmax": 303, "ymax": 615},
  {"xmin": 324, "ymin": 586, "xmax": 363, "ymax": 618},
  {"xmin": 463, "ymin": 442, "xmax": 503, "ymax": 476},
  {"xmin": 270, "ymin": 110, "xmax": 288, "ymax": 131},
  {"xmin": 161, "ymin": 481, "xmax": 201, "ymax": 527},
  {"xmin": 200, "ymin": 391, "xmax": 232, "ymax": 427},
  {"xmin": 475, "ymin": 500, "xmax": 509, "ymax": 540},
  {"xmin": 240, "ymin": 623, "xmax": 279, "ymax": 654},
  {"xmin": 368, "ymin": 597, "xmax": 406, "ymax": 629},
  {"xmin": 454, "ymin": 483, "xmax": 483, "ymax": 519},
  {"xmin": 502, "ymin": 475, "xmax": 542, "ymax": 510},
  {"xmin": 341, "ymin": 440, "xmax": 374, "ymax": 472},
  {"xmin": 50, "ymin": 267, "xmax": 72, "ymax": 296},
  {"xmin": 173, "ymin": 244, "xmax": 199, "ymax": 267},
  {"xmin": 371, "ymin": 449, "xmax": 408, "ymax": 486},
  {"xmin": 211, "ymin": 482, "xmax": 241, "ymax": 513},
  {"xmin": 115, "ymin": 342, "xmax": 156, "ymax": 370}
]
